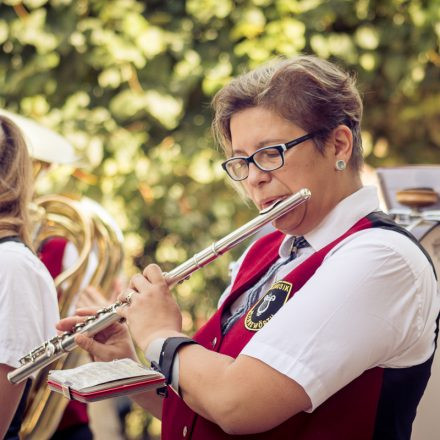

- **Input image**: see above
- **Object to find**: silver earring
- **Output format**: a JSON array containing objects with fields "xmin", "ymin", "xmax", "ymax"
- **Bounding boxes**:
[{"xmin": 335, "ymin": 159, "xmax": 346, "ymax": 171}]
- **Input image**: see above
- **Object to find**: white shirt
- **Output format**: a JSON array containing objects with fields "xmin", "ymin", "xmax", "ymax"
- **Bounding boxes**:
[
  {"xmin": 0, "ymin": 241, "xmax": 59, "ymax": 368},
  {"xmin": 221, "ymin": 186, "xmax": 439, "ymax": 411}
]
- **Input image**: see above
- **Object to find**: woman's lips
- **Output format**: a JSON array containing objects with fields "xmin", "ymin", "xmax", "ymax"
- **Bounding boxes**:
[{"xmin": 260, "ymin": 196, "xmax": 287, "ymax": 210}]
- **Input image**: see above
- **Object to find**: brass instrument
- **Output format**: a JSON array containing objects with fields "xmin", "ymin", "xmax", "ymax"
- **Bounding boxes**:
[
  {"xmin": 8, "ymin": 188, "xmax": 311, "ymax": 384},
  {"xmin": 19, "ymin": 194, "xmax": 124, "ymax": 439},
  {"xmin": 0, "ymin": 108, "xmax": 108, "ymax": 438}
]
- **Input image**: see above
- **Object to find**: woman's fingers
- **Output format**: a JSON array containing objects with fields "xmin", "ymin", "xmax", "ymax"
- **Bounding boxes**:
[
  {"xmin": 76, "ymin": 307, "xmax": 100, "ymax": 316},
  {"xmin": 131, "ymin": 266, "xmax": 167, "ymax": 293},
  {"xmin": 56, "ymin": 316, "xmax": 83, "ymax": 331},
  {"xmin": 56, "ymin": 307, "xmax": 100, "ymax": 331},
  {"xmin": 117, "ymin": 265, "xmax": 167, "ymax": 307},
  {"xmin": 142, "ymin": 264, "xmax": 166, "ymax": 283},
  {"xmin": 75, "ymin": 334, "xmax": 112, "ymax": 362},
  {"xmin": 117, "ymin": 288, "xmax": 138, "ymax": 305},
  {"xmin": 130, "ymin": 273, "xmax": 150, "ymax": 292}
]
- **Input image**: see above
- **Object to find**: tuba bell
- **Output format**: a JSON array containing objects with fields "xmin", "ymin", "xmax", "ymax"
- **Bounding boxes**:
[{"xmin": 20, "ymin": 194, "xmax": 124, "ymax": 439}]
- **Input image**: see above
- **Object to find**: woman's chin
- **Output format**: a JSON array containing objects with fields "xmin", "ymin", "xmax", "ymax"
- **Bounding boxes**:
[{"xmin": 272, "ymin": 214, "xmax": 303, "ymax": 236}]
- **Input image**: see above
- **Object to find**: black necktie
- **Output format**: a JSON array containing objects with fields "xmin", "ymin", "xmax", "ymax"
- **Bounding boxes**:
[
  {"xmin": 221, "ymin": 236, "xmax": 310, "ymax": 334},
  {"xmin": 290, "ymin": 235, "xmax": 309, "ymax": 258}
]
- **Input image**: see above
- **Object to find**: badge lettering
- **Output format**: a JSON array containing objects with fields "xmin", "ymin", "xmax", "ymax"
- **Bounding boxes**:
[{"xmin": 244, "ymin": 281, "xmax": 292, "ymax": 331}]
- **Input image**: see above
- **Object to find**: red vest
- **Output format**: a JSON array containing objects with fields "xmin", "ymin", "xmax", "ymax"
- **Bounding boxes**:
[
  {"xmin": 162, "ymin": 216, "xmax": 392, "ymax": 440},
  {"xmin": 162, "ymin": 213, "xmax": 436, "ymax": 439}
]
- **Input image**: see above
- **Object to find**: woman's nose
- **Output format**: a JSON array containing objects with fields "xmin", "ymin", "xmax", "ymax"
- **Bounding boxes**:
[{"xmin": 246, "ymin": 163, "xmax": 271, "ymax": 187}]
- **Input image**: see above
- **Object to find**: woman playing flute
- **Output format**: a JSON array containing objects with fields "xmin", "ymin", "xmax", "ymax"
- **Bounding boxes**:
[{"xmin": 59, "ymin": 55, "xmax": 439, "ymax": 440}]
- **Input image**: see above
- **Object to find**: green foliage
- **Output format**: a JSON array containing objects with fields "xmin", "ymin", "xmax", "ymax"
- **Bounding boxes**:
[
  {"xmin": 0, "ymin": 0, "xmax": 440, "ymax": 320},
  {"xmin": 1, "ymin": 0, "xmax": 439, "ymax": 437},
  {"xmin": 1, "ymin": 0, "xmax": 439, "ymax": 325},
  {"xmin": 1, "ymin": 0, "xmax": 439, "ymax": 331}
]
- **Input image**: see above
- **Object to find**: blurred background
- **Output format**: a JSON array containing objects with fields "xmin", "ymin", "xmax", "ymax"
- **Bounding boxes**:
[{"xmin": 0, "ymin": 0, "xmax": 439, "ymax": 438}]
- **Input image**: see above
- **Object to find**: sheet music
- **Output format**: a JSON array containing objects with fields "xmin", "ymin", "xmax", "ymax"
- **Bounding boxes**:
[{"xmin": 49, "ymin": 358, "xmax": 157, "ymax": 391}]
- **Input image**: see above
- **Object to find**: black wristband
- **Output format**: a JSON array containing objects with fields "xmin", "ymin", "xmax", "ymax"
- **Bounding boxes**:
[{"xmin": 159, "ymin": 337, "xmax": 198, "ymax": 386}]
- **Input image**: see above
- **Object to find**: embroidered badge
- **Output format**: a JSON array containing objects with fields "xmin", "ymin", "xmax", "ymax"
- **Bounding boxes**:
[{"xmin": 244, "ymin": 281, "xmax": 292, "ymax": 331}]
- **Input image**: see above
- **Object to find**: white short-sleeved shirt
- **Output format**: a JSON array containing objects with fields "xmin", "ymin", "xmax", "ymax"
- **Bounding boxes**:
[
  {"xmin": 220, "ymin": 186, "xmax": 439, "ymax": 411},
  {"xmin": 0, "ymin": 240, "xmax": 60, "ymax": 368}
]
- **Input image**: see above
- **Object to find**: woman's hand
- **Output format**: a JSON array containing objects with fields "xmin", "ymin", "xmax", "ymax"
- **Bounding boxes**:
[
  {"xmin": 117, "ymin": 264, "xmax": 184, "ymax": 351},
  {"xmin": 56, "ymin": 307, "xmax": 138, "ymax": 362}
]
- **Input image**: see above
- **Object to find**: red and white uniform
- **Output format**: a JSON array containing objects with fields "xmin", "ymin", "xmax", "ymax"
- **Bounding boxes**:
[{"xmin": 162, "ymin": 187, "xmax": 439, "ymax": 439}]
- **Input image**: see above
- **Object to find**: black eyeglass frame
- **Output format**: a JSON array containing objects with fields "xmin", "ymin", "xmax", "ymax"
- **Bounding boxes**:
[{"xmin": 221, "ymin": 132, "xmax": 319, "ymax": 181}]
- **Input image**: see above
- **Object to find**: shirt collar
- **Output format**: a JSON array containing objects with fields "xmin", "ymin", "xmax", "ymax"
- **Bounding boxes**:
[{"xmin": 279, "ymin": 186, "xmax": 380, "ymax": 257}]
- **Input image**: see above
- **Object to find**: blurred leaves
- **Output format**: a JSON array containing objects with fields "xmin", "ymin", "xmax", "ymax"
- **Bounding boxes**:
[
  {"xmin": 0, "ymin": 0, "xmax": 438, "ymax": 377},
  {"xmin": 0, "ymin": 0, "xmax": 438, "ymax": 437},
  {"xmin": 0, "ymin": 0, "xmax": 438, "ymax": 328}
]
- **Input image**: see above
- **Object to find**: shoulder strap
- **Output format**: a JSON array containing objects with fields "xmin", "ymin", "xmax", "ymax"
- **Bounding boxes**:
[
  {"xmin": 0, "ymin": 235, "xmax": 35, "ymax": 255},
  {"xmin": 367, "ymin": 211, "xmax": 437, "ymax": 279},
  {"xmin": 0, "ymin": 236, "xmax": 22, "ymax": 245}
]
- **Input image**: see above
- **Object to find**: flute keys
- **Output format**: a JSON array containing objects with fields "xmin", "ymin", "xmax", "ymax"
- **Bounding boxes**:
[
  {"xmin": 19, "ymin": 354, "xmax": 30, "ymax": 365},
  {"xmin": 70, "ymin": 315, "xmax": 97, "ymax": 334},
  {"xmin": 73, "ymin": 322, "xmax": 86, "ymax": 332},
  {"xmin": 61, "ymin": 331, "xmax": 72, "ymax": 339},
  {"xmin": 45, "ymin": 342, "xmax": 56, "ymax": 357},
  {"xmin": 84, "ymin": 316, "xmax": 96, "ymax": 325},
  {"xmin": 30, "ymin": 345, "xmax": 46, "ymax": 358}
]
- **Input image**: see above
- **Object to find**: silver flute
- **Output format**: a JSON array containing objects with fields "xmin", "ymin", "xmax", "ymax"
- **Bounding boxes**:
[{"xmin": 8, "ymin": 188, "xmax": 311, "ymax": 384}]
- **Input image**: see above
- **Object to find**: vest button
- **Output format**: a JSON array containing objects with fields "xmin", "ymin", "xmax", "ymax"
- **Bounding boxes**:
[
  {"xmin": 183, "ymin": 425, "xmax": 188, "ymax": 437},
  {"xmin": 211, "ymin": 337, "xmax": 217, "ymax": 348}
]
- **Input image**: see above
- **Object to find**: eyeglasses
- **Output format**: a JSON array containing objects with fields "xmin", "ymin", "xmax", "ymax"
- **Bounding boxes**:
[{"xmin": 221, "ymin": 132, "xmax": 318, "ymax": 181}]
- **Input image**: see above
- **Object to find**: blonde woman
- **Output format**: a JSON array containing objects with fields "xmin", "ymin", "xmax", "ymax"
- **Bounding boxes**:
[{"xmin": 0, "ymin": 116, "xmax": 59, "ymax": 439}]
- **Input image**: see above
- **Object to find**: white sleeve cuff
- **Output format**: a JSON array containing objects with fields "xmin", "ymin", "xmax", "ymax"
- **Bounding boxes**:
[{"xmin": 144, "ymin": 337, "xmax": 181, "ymax": 395}]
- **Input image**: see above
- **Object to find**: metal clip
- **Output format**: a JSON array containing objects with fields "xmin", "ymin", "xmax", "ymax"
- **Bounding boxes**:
[{"xmin": 61, "ymin": 381, "xmax": 72, "ymax": 400}]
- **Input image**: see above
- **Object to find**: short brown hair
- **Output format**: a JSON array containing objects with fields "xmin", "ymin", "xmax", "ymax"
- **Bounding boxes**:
[
  {"xmin": 0, "ymin": 115, "xmax": 33, "ymax": 247},
  {"xmin": 212, "ymin": 55, "xmax": 363, "ymax": 170}
]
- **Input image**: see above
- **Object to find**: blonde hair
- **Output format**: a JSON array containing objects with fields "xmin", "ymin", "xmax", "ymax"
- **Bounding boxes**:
[
  {"xmin": 212, "ymin": 55, "xmax": 364, "ymax": 171},
  {"xmin": 0, "ymin": 115, "xmax": 33, "ymax": 247}
]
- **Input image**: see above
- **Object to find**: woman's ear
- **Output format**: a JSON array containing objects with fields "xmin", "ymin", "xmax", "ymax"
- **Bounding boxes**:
[{"xmin": 332, "ymin": 124, "xmax": 353, "ymax": 163}]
